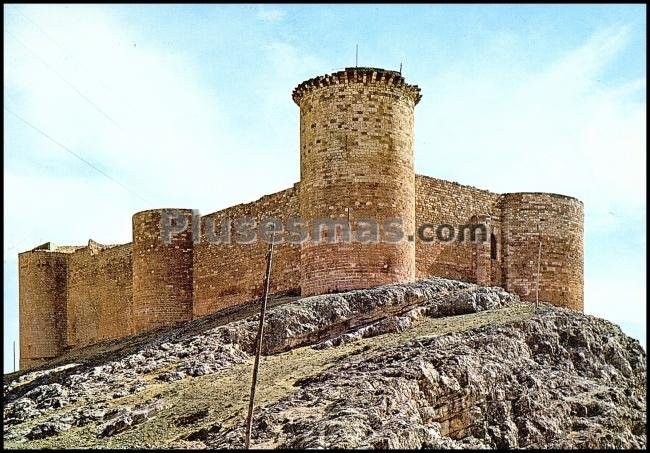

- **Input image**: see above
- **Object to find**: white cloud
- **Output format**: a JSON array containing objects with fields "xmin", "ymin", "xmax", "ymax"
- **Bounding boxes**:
[
  {"xmin": 257, "ymin": 7, "xmax": 286, "ymax": 23},
  {"xmin": 417, "ymin": 24, "xmax": 645, "ymax": 223},
  {"xmin": 4, "ymin": 5, "xmax": 258, "ymax": 216},
  {"xmin": 586, "ymin": 267, "xmax": 647, "ymax": 324},
  {"xmin": 417, "ymin": 24, "xmax": 645, "ymax": 210}
]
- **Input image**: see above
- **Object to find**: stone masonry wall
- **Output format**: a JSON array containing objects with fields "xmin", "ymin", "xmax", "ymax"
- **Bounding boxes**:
[
  {"xmin": 415, "ymin": 175, "xmax": 502, "ymax": 284},
  {"xmin": 193, "ymin": 185, "xmax": 301, "ymax": 317},
  {"xmin": 18, "ymin": 251, "xmax": 68, "ymax": 369},
  {"xmin": 66, "ymin": 243, "xmax": 133, "ymax": 347},
  {"xmin": 295, "ymin": 68, "xmax": 421, "ymax": 296},
  {"xmin": 18, "ymin": 184, "xmax": 584, "ymax": 369}
]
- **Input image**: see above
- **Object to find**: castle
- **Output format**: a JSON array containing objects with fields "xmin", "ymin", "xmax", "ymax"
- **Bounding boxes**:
[{"xmin": 18, "ymin": 67, "xmax": 584, "ymax": 370}]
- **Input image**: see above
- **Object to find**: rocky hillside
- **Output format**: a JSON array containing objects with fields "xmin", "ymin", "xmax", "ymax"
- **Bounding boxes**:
[{"xmin": 3, "ymin": 278, "xmax": 646, "ymax": 449}]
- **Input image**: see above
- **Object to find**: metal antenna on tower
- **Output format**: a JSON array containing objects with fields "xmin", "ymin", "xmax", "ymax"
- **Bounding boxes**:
[{"xmin": 399, "ymin": 62, "xmax": 402, "ymax": 74}]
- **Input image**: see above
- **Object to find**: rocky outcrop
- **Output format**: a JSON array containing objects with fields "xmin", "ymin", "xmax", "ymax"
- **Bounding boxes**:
[
  {"xmin": 98, "ymin": 399, "xmax": 165, "ymax": 438},
  {"xmin": 214, "ymin": 277, "xmax": 517, "ymax": 355},
  {"xmin": 204, "ymin": 305, "xmax": 646, "ymax": 449},
  {"xmin": 3, "ymin": 278, "xmax": 646, "ymax": 449}
]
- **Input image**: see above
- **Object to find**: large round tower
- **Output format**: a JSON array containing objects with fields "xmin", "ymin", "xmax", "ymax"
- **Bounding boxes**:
[{"xmin": 293, "ymin": 67, "xmax": 422, "ymax": 296}]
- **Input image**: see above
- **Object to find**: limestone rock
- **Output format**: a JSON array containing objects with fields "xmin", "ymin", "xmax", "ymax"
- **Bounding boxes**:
[
  {"xmin": 26, "ymin": 421, "xmax": 71, "ymax": 440},
  {"xmin": 3, "ymin": 278, "xmax": 645, "ymax": 449},
  {"xmin": 206, "ymin": 307, "xmax": 646, "ymax": 449},
  {"xmin": 98, "ymin": 400, "xmax": 164, "ymax": 438}
]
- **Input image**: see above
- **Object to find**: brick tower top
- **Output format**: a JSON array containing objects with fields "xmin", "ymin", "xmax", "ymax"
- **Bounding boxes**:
[{"xmin": 292, "ymin": 67, "xmax": 423, "ymax": 106}]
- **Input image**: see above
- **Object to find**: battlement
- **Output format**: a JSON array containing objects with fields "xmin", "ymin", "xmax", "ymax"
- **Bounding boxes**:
[
  {"xmin": 26, "ymin": 242, "xmax": 85, "ymax": 253},
  {"xmin": 292, "ymin": 67, "xmax": 422, "ymax": 106},
  {"xmin": 27, "ymin": 240, "xmax": 122, "ymax": 255},
  {"xmin": 499, "ymin": 191, "xmax": 584, "ymax": 204}
]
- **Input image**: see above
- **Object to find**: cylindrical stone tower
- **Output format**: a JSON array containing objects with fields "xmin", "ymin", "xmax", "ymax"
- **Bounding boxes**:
[
  {"xmin": 132, "ymin": 209, "xmax": 194, "ymax": 332},
  {"xmin": 18, "ymin": 250, "xmax": 68, "ymax": 370},
  {"xmin": 500, "ymin": 193, "xmax": 584, "ymax": 311},
  {"xmin": 293, "ymin": 67, "xmax": 422, "ymax": 296}
]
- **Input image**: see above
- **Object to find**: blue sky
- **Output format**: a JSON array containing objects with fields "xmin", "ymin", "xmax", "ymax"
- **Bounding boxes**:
[{"xmin": 4, "ymin": 4, "xmax": 646, "ymax": 372}]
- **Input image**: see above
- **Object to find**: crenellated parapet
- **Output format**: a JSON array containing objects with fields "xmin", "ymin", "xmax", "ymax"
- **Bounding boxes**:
[{"xmin": 292, "ymin": 67, "xmax": 422, "ymax": 106}]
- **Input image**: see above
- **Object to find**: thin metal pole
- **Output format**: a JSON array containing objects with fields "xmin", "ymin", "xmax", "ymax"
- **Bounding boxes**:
[
  {"xmin": 355, "ymin": 44, "xmax": 358, "ymax": 67},
  {"xmin": 347, "ymin": 207, "xmax": 352, "ymax": 241},
  {"xmin": 244, "ymin": 226, "xmax": 275, "ymax": 449},
  {"xmin": 535, "ymin": 225, "xmax": 542, "ymax": 310}
]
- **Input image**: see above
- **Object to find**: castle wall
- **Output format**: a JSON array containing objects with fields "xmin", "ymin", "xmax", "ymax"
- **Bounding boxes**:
[
  {"xmin": 66, "ymin": 244, "xmax": 133, "ymax": 347},
  {"xmin": 132, "ymin": 209, "xmax": 194, "ymax": 333},
  {"xmin": 415, "ymin": 175, "xmax": 502, "ymax": 284},
  {"xmin": 18, "ymin": 251, "xmax": 68, "ymax": 369},
  {"xmin": 17, "ymin": 185, "xmax": 585, "ymax": 370},
  {"xmin": 500, "ymin": 193, "xmax": 584, "ymax": 310},
  {"xmin": 193, "ymin": 185, "xmax": 301, "ymax": 317},
  {"xmin": 295, "ymin": 68, "xmax": 421, "ymax": 295}
]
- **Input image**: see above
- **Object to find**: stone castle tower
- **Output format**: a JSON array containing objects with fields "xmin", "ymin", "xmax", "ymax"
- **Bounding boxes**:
[
  {"xmin": 18, "ymin": 67, "xmax": 584, "ymax": 369},
  {"xmin": 294, "ymin": 68, "xmax": 421, "ymax": 295}
]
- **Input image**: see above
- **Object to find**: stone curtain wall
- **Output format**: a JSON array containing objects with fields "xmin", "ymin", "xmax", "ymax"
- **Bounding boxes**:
[
  {"xmin": 66, "ymin": 244, "xmax": 133, "ymax": 347},
  {"xmin": 415, "ymin": 175, "xmax": 502, "ymax": 284},
  {"xmin": 17, "ymin": 186, "xmax": 584, "ymax": 369},
  {"xmin": 294, "ymin": 68, "xmax": 421, "ymax": 296},
  {"xmin": 192, "ymin": 185, "xmax": 301, "ymax": 317},
  {"xmin": 18, "ymin": 251, "xmax": 68, "ymax": 369},
  {"xmin": 500, "ymin": 193, "xmax": 584, "ymax": 311}
]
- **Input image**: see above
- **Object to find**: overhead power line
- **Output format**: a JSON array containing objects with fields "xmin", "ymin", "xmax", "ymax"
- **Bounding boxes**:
[
  {"xmin": 14, "ymin": 8, "xmax": 67, "ymax": 54},
  {"xmin": 6, "ymin": 29, "xmax": 122, "ymax": 129},
  {"xmin": 5, "ymin": 106, "xmax": 151, "ymax": 204},
  {"xmin": 12, "ymin": 8, "xmax": 121, "ymax": 100}
]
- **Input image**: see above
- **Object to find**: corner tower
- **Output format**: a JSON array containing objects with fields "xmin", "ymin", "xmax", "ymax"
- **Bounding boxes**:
[
  {"xmin": 18, "ymin": 245, "xmax": 69, "ymax": 370},
  {"xmin": 293, "ymin": 67, "xmax": 422, "ymax": 296},
  {"xmin": 500, "ymin": 193, "xmax": 584, "ymax": 311}
]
